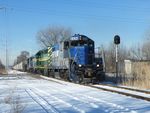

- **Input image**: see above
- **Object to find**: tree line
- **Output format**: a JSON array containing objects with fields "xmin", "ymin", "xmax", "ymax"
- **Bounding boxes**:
[
  {"xmin": 13, "ymin": 51, "xmax": 29, "ymax": 66},
  {"xmin": 36, "ymin": 25, "xmax": 150, "ymax": 73},
  {"xmin": 14, "ymin": 25, "xmax": 150, "ymax": 74}
]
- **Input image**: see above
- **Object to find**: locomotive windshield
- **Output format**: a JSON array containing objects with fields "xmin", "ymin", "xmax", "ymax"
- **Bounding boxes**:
[
  {"xmin": 71, "ymin": 40, "xmax": 88, "ymax": 47},
  {"xmin": 64, "ymin": 40, "xmax": 93, "ymax": 49}
]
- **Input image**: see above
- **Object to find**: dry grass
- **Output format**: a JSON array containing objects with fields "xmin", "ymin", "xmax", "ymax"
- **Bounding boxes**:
[
  {"xmin": 123, "ymin": 62, "xmax": 150, "ymax": 89},
  {"xmin": 123, "ymin": 79, "xmax": 150, "ymax": 89},
  {"xmin": 4, "ymin": 89, "xmax": 26, "ymax": 113},
  {"xmin": 0, "ymin": 69, "xmax": 7, "ymax": 74}
]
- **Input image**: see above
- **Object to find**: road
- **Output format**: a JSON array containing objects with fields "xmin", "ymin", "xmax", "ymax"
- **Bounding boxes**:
[{"xmin": 0, "ymin": 71, "xmax": 150, "ymax": 113}]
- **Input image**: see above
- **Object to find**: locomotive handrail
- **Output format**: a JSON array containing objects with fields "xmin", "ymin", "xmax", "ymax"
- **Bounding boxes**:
[{"xmin": 71, "ymin": 48, "xmax": 79, "ymax": 66}]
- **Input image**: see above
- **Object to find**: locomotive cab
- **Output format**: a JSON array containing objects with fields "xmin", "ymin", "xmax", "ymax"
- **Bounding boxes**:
[{"xmin": 64, "ymin": 34, "xmax": 95, "ymax": 65}]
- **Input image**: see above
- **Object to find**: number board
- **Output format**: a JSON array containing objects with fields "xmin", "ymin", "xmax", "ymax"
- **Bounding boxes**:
[{"xmin": 70, "ymin": 36, "xmax": 79, "ymax": 40}]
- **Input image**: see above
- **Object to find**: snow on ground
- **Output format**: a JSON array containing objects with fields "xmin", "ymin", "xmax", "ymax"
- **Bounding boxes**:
[
  {"xmin": 0, "ymin": 71, "xmax": 150, "ymax": 113},
  {"xmin": 0, "ymin": 69, "xmax": 27, "ymax": 80},
  {"xmin": 7, "ymin": 69, "xmax": 27, "ymax": 75}
]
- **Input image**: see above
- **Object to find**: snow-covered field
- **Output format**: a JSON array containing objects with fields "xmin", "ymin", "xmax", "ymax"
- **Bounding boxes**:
[{"xmin": 0, "ymin": 71, "xmax": 150, "ymax": 113}]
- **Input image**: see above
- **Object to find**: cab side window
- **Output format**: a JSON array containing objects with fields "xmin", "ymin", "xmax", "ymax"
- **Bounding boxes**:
[{"xmin": 64, "ymin": 41, "xmax": 69, "ymax": 49}]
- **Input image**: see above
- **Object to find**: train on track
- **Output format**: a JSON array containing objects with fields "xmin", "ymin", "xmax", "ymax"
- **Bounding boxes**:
[{"xmin": 13, "ymin": 34, "xmax": 105, "ymax": 83}]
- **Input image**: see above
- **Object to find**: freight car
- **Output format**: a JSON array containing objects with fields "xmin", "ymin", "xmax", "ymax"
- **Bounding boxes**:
[
  {"xmin": 27, "ymin": 56, "xmax": 36, "ymax": 73},
  {"xmin": 13, "ymin": 61, "xmax": 27, "ymax": 72}
]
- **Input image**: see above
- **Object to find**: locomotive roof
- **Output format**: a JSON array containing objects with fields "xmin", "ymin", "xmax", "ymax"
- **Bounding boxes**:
[{"xmin": 35, "ymin": 48, "xmax": 48, "ymax": 56}]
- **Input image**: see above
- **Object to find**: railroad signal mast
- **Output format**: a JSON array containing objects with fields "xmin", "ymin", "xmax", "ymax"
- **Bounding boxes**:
[{"xmin": 114, "ymin": 35, "xmax": 120, "ymax": 83}]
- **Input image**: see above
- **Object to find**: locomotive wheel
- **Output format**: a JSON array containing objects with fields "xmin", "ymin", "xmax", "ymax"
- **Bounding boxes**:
[
  {"xmin": 77, "ymin": 71, "xmax": 84, "ymax": 83},
  {"xmin": 64, "ymin": 70, "xmax": 69, "ymax": 80},
  {"xmin": 49, "ymin": 69, "xmax": 55, "ymax": 78},
  {"xmin": 59, "ymin": 70, "xmax": 64, "ymax": 78},
  {"xmin": 96, "ymin": 72, "xmax": 105, "ymax": 82},
  {"xmin": 44, "ymin": 69, "xmax": 48, "ymax": 76},
  {"xmin": 60, "ymin": 70, "xmax": 68, "ymax": 80}
]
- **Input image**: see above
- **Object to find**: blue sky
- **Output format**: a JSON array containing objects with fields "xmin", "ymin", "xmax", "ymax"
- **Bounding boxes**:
[{"xmin": 0, "ymin": 0, "xmax": 150, "ymax": 65}]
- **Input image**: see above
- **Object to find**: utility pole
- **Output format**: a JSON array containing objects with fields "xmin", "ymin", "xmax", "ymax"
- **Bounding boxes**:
[
  {"xmin": 0, "ymin": 7, "xmax": 8, "ymax": 74},
  {"xmin": 4, "ymin": 7, "xmax": 8, "ymax": 74},
  {"xmin": 101, "ymin": 45, "xmax": 106, "ymax": 72},
  {"xmin": 6, "ymin": 33, "xmax": 8, "ymax": 74}
]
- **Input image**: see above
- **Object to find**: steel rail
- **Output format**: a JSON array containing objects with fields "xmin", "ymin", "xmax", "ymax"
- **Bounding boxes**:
[{"xmin": 89, "ymin": 85, "xmax": 150, "ymax": 102}]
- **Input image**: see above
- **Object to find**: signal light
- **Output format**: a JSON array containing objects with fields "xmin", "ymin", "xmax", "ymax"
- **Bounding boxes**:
[{"xmin": 114, "ymin": 35, "xmax": 120, "ymax": 45}]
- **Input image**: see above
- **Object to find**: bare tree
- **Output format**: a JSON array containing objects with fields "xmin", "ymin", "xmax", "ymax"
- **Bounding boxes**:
[
  {"xmin": 142, "ymin": 38, "xmax": 150, "ymax": 60},
  {"xmin": 129, "ymin": 38, "xmax": 150, "ymax": 60},
  {"xmin": 129, "ymin": 44, "xmax": 143, "ymax": 60},
  {"xmin": 36, "ymin": 26, "xmax": 72, "ymax": 48},
  {"xmin": 104, "ymin": 42, "xmax": 116, "ymax": 72},
  {"xmin": 119, "ymin": 44, "xmax": 130, "ymax": 62},
  {"xmin": 104, "ymin": 42, "xmax": 129, "ymax": 73},
  {"xmin": 14, "ymin": 51, "xmax": 29, "ymax": 65}
]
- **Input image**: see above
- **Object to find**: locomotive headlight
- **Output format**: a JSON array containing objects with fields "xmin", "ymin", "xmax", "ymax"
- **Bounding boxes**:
[
  {"xmin": 78, "ymin": 64, "xmax": 82, "ymax": 67},
  {"xmin": 96, "ymin": 64, "xmax": 100, "ymax": 67}
]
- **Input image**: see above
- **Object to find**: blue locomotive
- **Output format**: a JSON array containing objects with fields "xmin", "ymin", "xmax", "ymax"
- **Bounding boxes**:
[{"xmin": 26, "ymin": 34, "xmax": 105, "ymax": 83}]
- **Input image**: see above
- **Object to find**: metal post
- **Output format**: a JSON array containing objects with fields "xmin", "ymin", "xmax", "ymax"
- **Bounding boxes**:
[
  {"xmin": 115, "ymin": 45, "xmax": 118, "ymax": 83},
  {"xmin": 114, "ymin": 35, "xmax": 120, "ymax": 84},
  {"xmin": 4, "ymin": 7, "xmax": 8, "ymax": 75},
  {"xmin": 6, "ymin": 36, "xmax": 8, "ymax": 74},
  {"xmin": 101, "ymin": 45, "xmax": 106, "ymax": 72},
  {"xmin": 0, "ymin": 7, "xmax": 8, "ymax": 74}
]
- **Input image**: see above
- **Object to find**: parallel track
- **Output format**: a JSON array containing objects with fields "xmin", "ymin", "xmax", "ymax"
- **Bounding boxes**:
[
  {"xmin": 89, "ymin": 84, "xmax": 150, "ymax": 102},
  {"xmin": 41, "ymin": 75, "xmax": 150, "ymax": 102},
  {"xmin": 98, "ymin": 83, "xmax": 150, "ymax": 94},
  {"xmin": 25, "ymin": 88, "xmax": 60, "ymax": 113}
]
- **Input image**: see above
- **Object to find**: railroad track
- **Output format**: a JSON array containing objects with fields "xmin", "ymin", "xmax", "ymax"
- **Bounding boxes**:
[
  {"xmin": 0, "ymin": 89, "xmax": 9, "ymax": 95},
  {"xmin": 40, "ymin": 75, "xmax": 150, "ymax": 102},
  {"xmin": 25, "ymin": 88, "xmax": 60, "ymax": 113},
  {"xmin": 89, "ymin": 84, "xmax": 150, "ymax": 102},
  {"xmin": 98, "ymin": 83, "xmax": 150, "ymax": 94}
]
